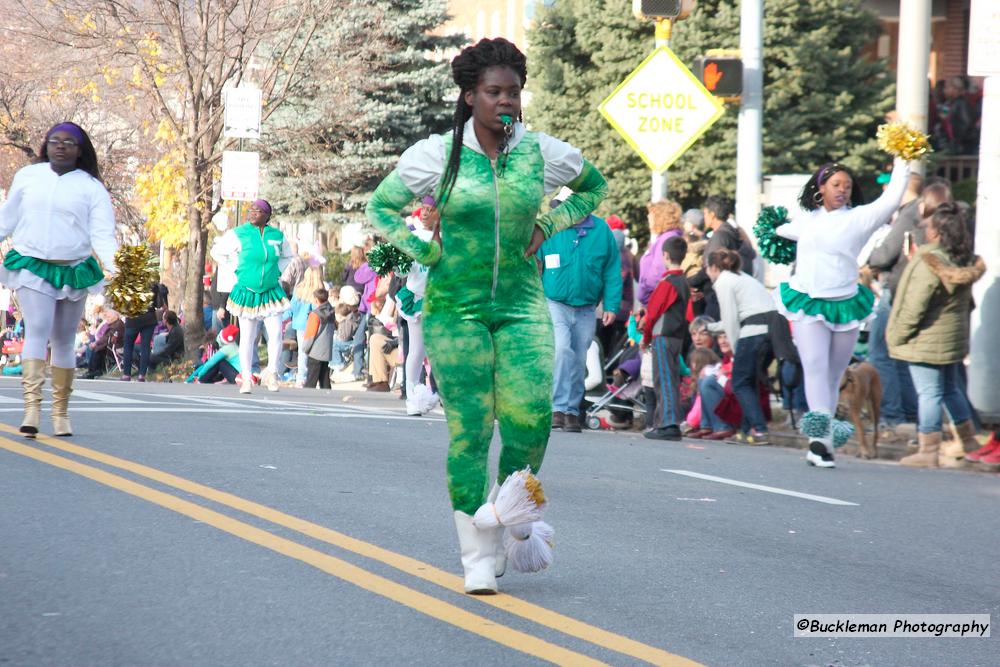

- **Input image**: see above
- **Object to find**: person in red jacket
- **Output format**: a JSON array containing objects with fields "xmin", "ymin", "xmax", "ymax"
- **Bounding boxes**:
[{"xmin": 640, "ymin": 236, "xmax": 689, "ymax": 440}]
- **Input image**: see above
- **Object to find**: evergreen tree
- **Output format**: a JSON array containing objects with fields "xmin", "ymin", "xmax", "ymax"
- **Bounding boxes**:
[
  {"xmin": 266, "ymin": 0, "xmax": 461, "ymax": 227},
  {"xmin": 528, "ymin": 0, "xmax": 893, "ymax": 232}
]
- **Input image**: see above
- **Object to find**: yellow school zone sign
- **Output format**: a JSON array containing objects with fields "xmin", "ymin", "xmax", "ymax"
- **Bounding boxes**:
[{"xmin": 599, "ymin": 46, "xmax": 725, "ymax": 173}]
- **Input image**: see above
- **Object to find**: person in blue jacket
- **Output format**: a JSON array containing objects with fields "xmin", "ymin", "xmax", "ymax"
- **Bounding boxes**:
[
  {"xmin": 537, "ymin": 190, "xmax": 621, "ymax": 433},
  {"xmin": 186, "ymin": 324, "xmax": 241, "ymax": 384}
]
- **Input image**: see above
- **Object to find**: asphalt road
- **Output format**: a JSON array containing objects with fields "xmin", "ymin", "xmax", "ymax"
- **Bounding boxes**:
[{"xmin": 0, "ymin": 378, "xmax": 997, "ymax": 666}]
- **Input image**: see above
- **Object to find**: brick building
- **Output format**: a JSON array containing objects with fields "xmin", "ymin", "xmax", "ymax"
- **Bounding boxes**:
[{"xmin": 863, "ymin": 0, "xmax": 973, "ymax": 83}]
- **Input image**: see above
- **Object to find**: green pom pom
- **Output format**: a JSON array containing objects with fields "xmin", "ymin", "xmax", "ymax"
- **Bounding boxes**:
[
  {"xmin": 831, "ymin": 419, "xmax": 855, "ymax": 448},
  {"xmin": 753, "ymin": 206, "xmax": 797, "ymax": 265},
  {"xmin": 366, "ymin": 242, "xmax": 412, "ymax": 278},
  {"xmin": 800, "ymin": 411, "xmax": 831, "ymax": 439}
]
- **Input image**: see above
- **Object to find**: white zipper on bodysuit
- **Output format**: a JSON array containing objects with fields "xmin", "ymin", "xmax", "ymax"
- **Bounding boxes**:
[
  {"xmin": 489, "ymin": 158, "xmax": 500, "ymax": 300},
  {"xmin": 258, "ymin": 227, "xmax": 267, "ymax": 286}
]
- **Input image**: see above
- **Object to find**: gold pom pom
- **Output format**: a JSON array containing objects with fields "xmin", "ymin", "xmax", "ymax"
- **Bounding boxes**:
[
  {"xmin": 107, "ymin": 244, "xmax": 159, "ymax": 317},
  {"xmin": 877, "ymin": 121, "xmax": 932, "ymax": 161},
  {"xmin": 523, "ymin": 473, "xmax": 547, "ymax": 507}
]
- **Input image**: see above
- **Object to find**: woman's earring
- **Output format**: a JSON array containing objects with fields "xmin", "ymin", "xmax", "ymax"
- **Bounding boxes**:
[{"xmin": 813, "ymin": 190, "xmax": 824, "ymax": 204}]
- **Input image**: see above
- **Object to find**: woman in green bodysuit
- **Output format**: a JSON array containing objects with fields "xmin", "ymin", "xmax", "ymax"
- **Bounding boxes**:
[{"xmin": 366, "ymin": 38, "xmax": 607, "ymax": 594}]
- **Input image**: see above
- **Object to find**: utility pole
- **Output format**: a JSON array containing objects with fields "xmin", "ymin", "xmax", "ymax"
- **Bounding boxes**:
[
  {"xmin": 968, "ymin": 75, "xmax": 1000, "ymax": 421},
  {"xmin": 966, "ymin": 0, "xmax": 1000, "ymax": 421},
  {"xmin": 895, "ymin": 0, "xmax": 932, "ymax": 177},
  {"xmin": 734, "ymin": 0, "xmax": 763, "ymax": 234},
  {"xmin": 651, "ymin": 19, "xmax": 672, "ymax": 203}
]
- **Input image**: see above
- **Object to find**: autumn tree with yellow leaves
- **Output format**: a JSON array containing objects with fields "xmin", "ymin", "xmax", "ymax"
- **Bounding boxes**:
[{"xmin": 13, "ymin": 0, "xmax": 348, "ymax": 357}]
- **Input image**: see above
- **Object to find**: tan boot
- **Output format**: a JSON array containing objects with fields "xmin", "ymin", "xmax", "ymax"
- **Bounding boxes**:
[
  {"xmin": 940, "ymin": 420, "xmax": 978, "ymax": 467},
  {"xmin": 19, "ymin": 358, "xmax": 47, "ymax": 437},
  {"xmin": 900, "ymin": 432, "xmax": 941, "ymax": 468},
  {"xmin": 50, "ymin": 366, "xmax": 75, "ymax": 437}
]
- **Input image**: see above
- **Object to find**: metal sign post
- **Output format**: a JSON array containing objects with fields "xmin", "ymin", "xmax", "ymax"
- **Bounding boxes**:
[{"xmin": 967, "ymin": 0, "xmax": 1000, "ymax": 420}]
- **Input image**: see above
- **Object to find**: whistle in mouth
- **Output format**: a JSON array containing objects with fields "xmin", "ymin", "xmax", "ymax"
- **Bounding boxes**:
[{"xmin": 499, "ymin": 114, "xmax": 514, "ymax": 137}]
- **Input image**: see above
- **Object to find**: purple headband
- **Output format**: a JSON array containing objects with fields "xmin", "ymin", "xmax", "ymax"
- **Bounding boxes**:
[
  {"xmin": 816, "ymin": 163, "xmax": 844, "ymax": 185},
  {"xmin": 46, "ymin": 123, "xmax": 84, "ymax": 143},
  {"xmin": 252, "ymin": 199, "xmax": 272, "ymax": 217}
]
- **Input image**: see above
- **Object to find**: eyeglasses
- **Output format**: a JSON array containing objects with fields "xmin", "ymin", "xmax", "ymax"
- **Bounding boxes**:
[{"xmin": 46, "ymin": 138, "xmax": 78, "ymax": 148}]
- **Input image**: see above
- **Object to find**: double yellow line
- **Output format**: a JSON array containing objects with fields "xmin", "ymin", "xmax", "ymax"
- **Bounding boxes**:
[{"xmin": 0, "ymin": 424, "xmax": 702, "ymax": 666}]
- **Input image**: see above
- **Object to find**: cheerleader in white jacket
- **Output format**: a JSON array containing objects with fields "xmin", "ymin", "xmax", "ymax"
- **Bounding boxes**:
[
  {"xmin": 0, "ymin": 122, "xmax": 118, "ymax": 437},
  {"xmin": 774, "ymin": 159, "xmax": 910, "ymax": 467}
]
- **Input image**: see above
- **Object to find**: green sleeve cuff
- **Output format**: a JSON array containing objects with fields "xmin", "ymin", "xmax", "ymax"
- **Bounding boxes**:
[
  {"xmin": 365, "ymin": 171, "xmax": 441, "ymax": 266},
  {"xmin": 535, "ymin": 160, "xmax": 608, "ymax": 239}
]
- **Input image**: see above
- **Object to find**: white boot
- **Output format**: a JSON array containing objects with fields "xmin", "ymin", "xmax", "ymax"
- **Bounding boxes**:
[
  {"xmin": 453, "ymin": 511, "xmax": 497, "ymax": 595},
  {"xmin": 486, "ymin": 483, "xmax": 505, "ymax": 578},
  {"xmin": 263, "ymin": 368, "xmax": 279, "ymax": 392}
]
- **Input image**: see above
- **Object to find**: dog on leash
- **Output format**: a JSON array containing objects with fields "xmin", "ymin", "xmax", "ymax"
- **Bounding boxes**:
[{"xmin": 837, "ymin": 362, "xmax": 882, "ymax": 459}]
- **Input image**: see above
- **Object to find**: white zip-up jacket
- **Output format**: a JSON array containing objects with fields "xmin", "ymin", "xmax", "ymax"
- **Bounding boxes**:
[
  {"xmin": 0, "ymin": 163, "xmax": 118, "ymax": 270},
  {"xmin": 776, "ymin": 160, "xmax": 910, "ymax": 300}
]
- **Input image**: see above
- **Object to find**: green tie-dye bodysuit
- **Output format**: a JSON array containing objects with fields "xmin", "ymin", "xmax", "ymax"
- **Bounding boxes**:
[{"xmin": 366, "ymin": 121, "xmax": 607, "ymax": 514}]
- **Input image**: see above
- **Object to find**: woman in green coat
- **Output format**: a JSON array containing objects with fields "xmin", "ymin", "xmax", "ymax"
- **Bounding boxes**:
[
  {"xmin": 366, "ymin": 38, "xmax": 606, "ymax": 594},
  {"xmin": 887, "ymin": 202, "xmax": 985, "ymax": 467}
]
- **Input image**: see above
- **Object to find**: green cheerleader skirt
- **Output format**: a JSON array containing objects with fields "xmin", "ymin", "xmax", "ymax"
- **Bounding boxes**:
[
  {"xmin": 396, "ymin": 285, "xmax": 422, "ymax": 318},
  {"xmin": 3, "ymin": 250, "xmax": 103, "ymax": 289},
  {"xmin": 776, "ymin": 282, "xmax": 875, "ymax": 328},
  {"xmin": 227, "ymin": 284, "xmax": 289, "ymax": 319}
]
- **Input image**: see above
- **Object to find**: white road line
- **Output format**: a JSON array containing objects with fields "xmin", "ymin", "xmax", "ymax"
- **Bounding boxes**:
[
  {"xmin": 167, "ymin": 396, "xmax": 246, "ymax": 407},
  {"xmin": 0, "ymin": 407, "xmax": 442, "ymax": 421},
  {"xmin": 0, "ymin": 395, "xmax": 21, "ymax": 403},
  {"xmin": 660, "ymin": 469, "xmax": 859, "ymax": 506},
  {"xmin": 71, "ymin": 390, "xmax": 146, "ymax": 404}
]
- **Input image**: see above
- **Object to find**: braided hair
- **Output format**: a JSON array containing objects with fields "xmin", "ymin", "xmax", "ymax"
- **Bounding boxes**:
[
  {"xmin": 37, "ymin": 122, "xmax": 102, "ymax": 182},
  {"xmin": 798, "ymin": 163, "xmax": 865, "ymax": 211},
  {"xmin": 437, "ymin": 38, "xmax": 527, "ymax": 209}
]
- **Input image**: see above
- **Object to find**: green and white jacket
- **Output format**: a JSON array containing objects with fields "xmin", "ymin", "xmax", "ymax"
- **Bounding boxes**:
[
  {"xmin": 211, "ymin": 223, "xmax": 294, "ymax": 294},
  {"xmin": 366, "ymin": 119, "xmax": 607, "ymax": 312}
]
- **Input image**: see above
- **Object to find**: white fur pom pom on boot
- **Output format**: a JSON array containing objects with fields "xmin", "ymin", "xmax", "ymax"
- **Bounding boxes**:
[
  {"xmin": 504, "ymin": 521, "xmax": 555, "ymax": 573},
  {"xmin": 453, "ymin": 511, "xmax": 497, "ymax": 595},
  {"xmin": 473, "ymin": 468, "xmax": 546, "ymax": 530}
]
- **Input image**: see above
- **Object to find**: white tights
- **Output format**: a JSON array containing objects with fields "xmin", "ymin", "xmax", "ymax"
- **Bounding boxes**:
[
  {"xmin": 17, "ymin": 288, "xmax": 87, "ymax": 368},
  {"xmin": 238, "ymin": 315, "xmax": 282, "ymax": 379},
  {"xmin": 793, "ymin": 320, "xmax": 859, "ymax": 415},
  {"xmin": 405, "ymin": 317, "xmax": 426, "ymax": 397}
]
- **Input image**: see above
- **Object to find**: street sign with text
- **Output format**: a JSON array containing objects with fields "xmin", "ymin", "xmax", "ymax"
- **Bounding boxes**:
[
  {"xmin": 220, "ymin": 151, "xmax": 260, "ymax": 201},
  {"xmin": 224, "ymin": 87, "xmax": 262, "ymax": 139},
  {"xmin": 599, "ymin": 46, "xmax": 724, "ymax": 173},
  {"xmin": 968, "ymin": 0, "xmax": 1000, "ymax": 76}
]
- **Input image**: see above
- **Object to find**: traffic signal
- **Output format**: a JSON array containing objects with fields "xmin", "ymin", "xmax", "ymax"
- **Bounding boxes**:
[
  {"xmin": 634, "ymin": 0, "xmax": 682, "ymax": 19},
  {"xmin": 694, "ymin": 55, "xmax": 743, "ymax": 98}
]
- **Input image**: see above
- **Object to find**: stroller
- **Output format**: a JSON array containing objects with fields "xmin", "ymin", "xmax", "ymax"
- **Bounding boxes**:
[{"xmin": 583, "ymin": 316, "xmax": 649, "ymax": 430}]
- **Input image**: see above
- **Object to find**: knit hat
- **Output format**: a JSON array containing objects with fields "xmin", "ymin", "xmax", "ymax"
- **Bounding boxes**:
[
  {"xmin": 606, "ymin": 214, "xmax": 626, "ymax": 230},
  {"xmin": 338, "ymin": 285, "xmax": 360, "ymax": 307},
  {"xmin": 681, "ymin": 208, "xmax": 705, "ymax": 231},
  {"xmin": 220, "ymin": 324, "xmax": 239, "ymax": 344}
]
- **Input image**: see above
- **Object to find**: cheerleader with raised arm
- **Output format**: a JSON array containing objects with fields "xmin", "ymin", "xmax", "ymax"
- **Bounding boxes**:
[{"xmin": 769, "ymin": 157, "xmax": 912, "ymax": 467}]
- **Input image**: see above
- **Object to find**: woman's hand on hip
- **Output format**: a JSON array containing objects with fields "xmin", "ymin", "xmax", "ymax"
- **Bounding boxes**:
[{"xmin": 523, "ymin": 225, "xmax": 545, "ymax": 259}]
